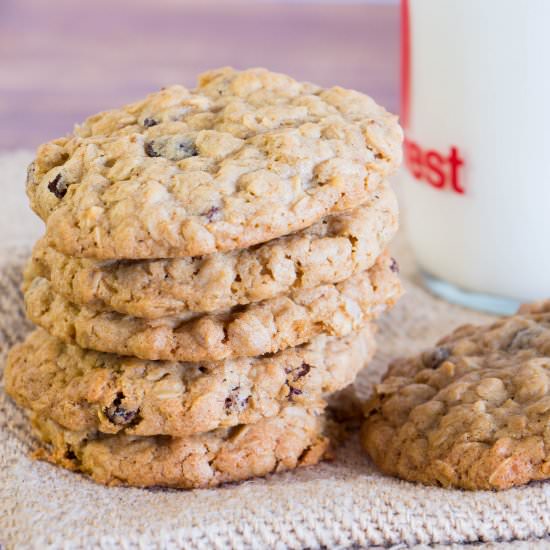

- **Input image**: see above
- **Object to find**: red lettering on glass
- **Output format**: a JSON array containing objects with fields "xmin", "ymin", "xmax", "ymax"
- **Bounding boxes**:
[
  {"xmin": 448, "ymin": 146, "xmax": 465, "ymax": 194},
  {"xmin": 404, "ymin": 139, "xmax": 465, "ymax": 194},
  {"xmin": 425, "ymin": 151, "xmax": 445, "ymax": 189}
]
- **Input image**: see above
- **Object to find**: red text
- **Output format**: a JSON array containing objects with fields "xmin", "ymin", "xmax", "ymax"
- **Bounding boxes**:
[{"xmin": 404, "ymin": 139, "xmax": 465, "ymax": 194}]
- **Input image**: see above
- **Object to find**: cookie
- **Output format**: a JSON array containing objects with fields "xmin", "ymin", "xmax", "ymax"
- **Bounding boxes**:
[
  {"xmin": 26, "ymin": 67, "xmax": 402, "ymax": 259},
  {"xmin": 24, "ymin": 182, "xmax": 398, "ymax": 319},
  {"xmin": 30, "ymin": 405, "xmax": 328, "ymax": 488},
  {"xmin": 361, "ymin": 302, "xmax": 550, "ymax": 490},
  {"xmin": 6, "ymin": 325, "xmax": 375, "ymax": 437},
  {"xmin": 25, "ymin": 252, "xmax": 401, "ymax": 361}
]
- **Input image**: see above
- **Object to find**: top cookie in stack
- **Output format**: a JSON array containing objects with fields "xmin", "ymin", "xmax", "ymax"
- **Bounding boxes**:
[
  {"xmin": 7, "ymin": 67, "xmax": 403, "ymax": 488},
  {"xmin": 26, "ymin": 67, "xmax": 401, "ymax": 260}
]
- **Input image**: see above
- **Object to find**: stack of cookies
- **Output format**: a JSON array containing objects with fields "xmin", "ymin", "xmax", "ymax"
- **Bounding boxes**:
[{"xmin": 5, "ymin": 67, "xmax": 403, "ymax": 488}]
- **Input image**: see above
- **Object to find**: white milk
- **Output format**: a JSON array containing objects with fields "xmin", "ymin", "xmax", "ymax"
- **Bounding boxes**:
[{"xmin": 400, "ymin": 0, "xmax": 550, "ymax": 312}]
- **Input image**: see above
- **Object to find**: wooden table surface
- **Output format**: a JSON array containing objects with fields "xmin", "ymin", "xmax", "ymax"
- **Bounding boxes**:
[{"xmin": 0, "ymin": 0, "xmax": 399, "ymax": 151}]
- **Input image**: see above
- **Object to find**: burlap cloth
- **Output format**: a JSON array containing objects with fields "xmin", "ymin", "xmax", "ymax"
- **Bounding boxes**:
[{"xmin": 1, "ymin": 152, "xmax": 549, "ymax": 549}]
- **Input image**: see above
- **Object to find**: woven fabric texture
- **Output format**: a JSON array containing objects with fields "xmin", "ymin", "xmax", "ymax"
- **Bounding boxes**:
[{"xmin": 1, "ymin": 152, "xmax": 549, "ymax": 549}]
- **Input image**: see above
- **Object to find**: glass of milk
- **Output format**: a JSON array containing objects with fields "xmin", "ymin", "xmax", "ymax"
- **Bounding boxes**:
[{"xmin": 399, "ymin": 0, "xmax": 550, "ymax": 314}]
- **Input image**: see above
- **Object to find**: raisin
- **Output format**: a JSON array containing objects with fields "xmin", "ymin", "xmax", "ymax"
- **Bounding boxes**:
[
  {"xmin": 144, "ymin": 136, "xmax": 198, "ymax": 160},
  {"xmin": 295, "ymin": 362, "xmax": 311, "ymax": 379},
  {"xmin": 198, "ymin": 366, "xmax": 208, "ymax": 373},
  {"xmin": 143, "ymin": 117, "xmax": 159, "ymax": 127},
  {"xmin": 422, "ymin": 347, "xmax": 451, "ymax": 369},
  {"xmin": 176, "ymin": 139, "xmax": 197, "ymax": 159},
  {"xmin": 203, "ymin": 206, "xmax": 220, "ymax": 222},
  {"xmin": 389, "ymin": 257, "xmax": 399, "ymax": 273},
  {"xmin": 65, "ymin": 448, "xmax": 77, "ymax": 460},
  {"xmin": 47, "ymin": 173, "xmax": 68, "ymax": 199},
  {"xmin": 144, "ymin": 141, "xmax": 161, "ymax": 157},
  {"xmin": 224, "ymin": 386, "xmax": 249, "ymax": 411},
  {"xmin": 104, "ymin": 392, "xmax": 139, "ymax": 425},
  {"xmin": 224, "ymin": 395, "xmax": 250, "ymax": 410},
  {"xmin": 288, "ymin": 387, "xmax": 303, "ymax": 400}
]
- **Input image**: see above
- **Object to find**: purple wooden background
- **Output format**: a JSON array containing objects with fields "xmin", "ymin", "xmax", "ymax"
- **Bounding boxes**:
[{"xmin": 0, "ymin": 0, "xmax": 399, "ymax": 150}]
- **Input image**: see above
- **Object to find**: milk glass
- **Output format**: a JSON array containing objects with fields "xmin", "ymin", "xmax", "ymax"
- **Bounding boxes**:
[{"xmin": 399, "ymin": 0, "xmax": 550, "ymax": 314}]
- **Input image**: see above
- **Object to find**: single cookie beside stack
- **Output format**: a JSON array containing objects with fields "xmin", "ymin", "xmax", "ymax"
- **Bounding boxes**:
[
  {"xmin": 361, "ymin": 301, "xmax": 550, "ymax": 491},
  {"xmin": 6, "ymin": 67, "xmax": 403, "ymax": 488}
]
